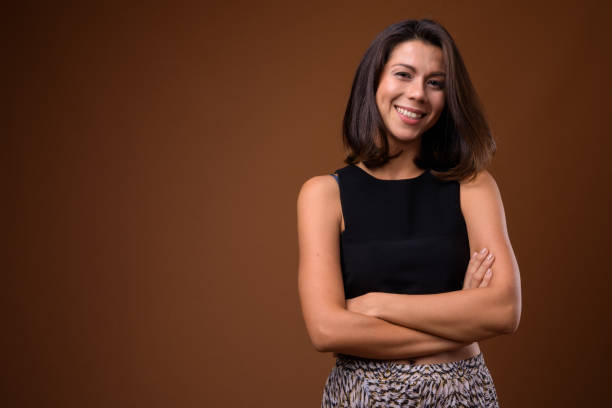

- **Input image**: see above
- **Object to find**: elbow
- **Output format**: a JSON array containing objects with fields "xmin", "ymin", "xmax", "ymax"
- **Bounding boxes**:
[
  {"xmin": 305, "ymin": 321, "xmax": 327, "ymax": 352},
  {"xmin": 309, "ymin": 321, "xmax": 335, "ymax": 353},
  {"xmin": 488, "ymin": 285, "xmax": 521, "ymax": 335},
  {"xmin": 501, "ymin": 298, "xmax": 521, "ymax": 334},
  {"xmin": 306, "ymin": 308, "xmax": 348, "ymax": 352},
  {"xmin": 311, "ymin": 330, "xmax": 329, "ymax": 352}
]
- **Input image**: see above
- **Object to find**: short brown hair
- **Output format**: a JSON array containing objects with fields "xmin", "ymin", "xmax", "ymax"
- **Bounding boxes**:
[{"xmin": 342, "ymin": 18, "xmax": 495, "ymax": 182}]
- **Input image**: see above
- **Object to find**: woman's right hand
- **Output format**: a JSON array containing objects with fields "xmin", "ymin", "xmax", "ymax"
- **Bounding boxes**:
[{"xmin": 462, "ymin": 248, "xmax": 495, "ymax": 290}]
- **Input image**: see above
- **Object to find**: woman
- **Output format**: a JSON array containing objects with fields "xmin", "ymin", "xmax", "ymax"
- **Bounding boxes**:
[{"xmin": 297, "ymin": 18, "xmax": 521, "ymax": 407}]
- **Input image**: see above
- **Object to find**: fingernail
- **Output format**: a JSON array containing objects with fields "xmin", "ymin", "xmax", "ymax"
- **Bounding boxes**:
[
  {"xmin": 472, "ymin": 252, "xmax": 478, "ymax": 258},
  {"xmin": 486, "ymin": 269, "xmax": 492, "ymax": 276},
  {"xmin": 480, "ymin": 248, "xmax": 487, "ymax": 254},
  {"xmin": 486, "ymin": 254, "xmax": 493, "ymax": 261}
]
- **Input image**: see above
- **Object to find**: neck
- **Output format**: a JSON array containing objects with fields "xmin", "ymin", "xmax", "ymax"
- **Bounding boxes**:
[{"xmin": 367, "ymin": 138, "xmax": 423, "ymax": 179}]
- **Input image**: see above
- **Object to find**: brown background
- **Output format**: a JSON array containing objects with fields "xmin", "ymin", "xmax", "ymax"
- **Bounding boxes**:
[{"xmin": 5, "ymin": 1, "xmax": 612, "ymax": 406}]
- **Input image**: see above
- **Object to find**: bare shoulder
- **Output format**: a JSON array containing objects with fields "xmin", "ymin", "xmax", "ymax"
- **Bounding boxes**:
[
  {"xmin": 297, "ymin": 173, "xmax": 342, "ymax": 235},
  {"xmin": 297, "ymin": 174, "xmax": 339, "ymax": 206},
  {"xmin": 459, "ymin": 169, "xmax": 503, "ymax": 209},
  {"xmin": 459, "ymin": 169, "xmax": 498, "ymax": 191}
]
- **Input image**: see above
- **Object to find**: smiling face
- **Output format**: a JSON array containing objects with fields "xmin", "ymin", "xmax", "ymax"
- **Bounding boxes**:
[{"xmin": 375, "ymin": 39, "xmax": 446, "ymax": 150}]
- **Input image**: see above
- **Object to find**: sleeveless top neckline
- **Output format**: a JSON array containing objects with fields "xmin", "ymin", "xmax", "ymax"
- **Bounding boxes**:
[{"xmin": 350, "ymin": 163, "xmax": 429, "ymax": 183}]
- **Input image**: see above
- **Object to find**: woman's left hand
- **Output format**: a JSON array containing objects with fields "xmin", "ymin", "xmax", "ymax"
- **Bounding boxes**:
[{"xmin": 346, "ymin": 292, "xmax": 380, "ymax": 317}]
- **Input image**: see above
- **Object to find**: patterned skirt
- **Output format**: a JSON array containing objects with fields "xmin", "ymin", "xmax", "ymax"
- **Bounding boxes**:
[{"xmin": 321, "ymin": 352, "xmax": 499, "ymax": 408}]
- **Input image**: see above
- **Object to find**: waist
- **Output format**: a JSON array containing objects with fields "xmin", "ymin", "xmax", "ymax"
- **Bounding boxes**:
[
  {"xmin": 394, "ymin": 342, "xmax": 481, "ymax": 365},
  {"xmin": 337, "ymin": 342, "xmax": 481, "ymax": 366}
]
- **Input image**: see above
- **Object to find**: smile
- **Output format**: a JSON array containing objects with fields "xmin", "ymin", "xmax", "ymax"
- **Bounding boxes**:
[{"xmin": 394, "ymin": 105, "xmax": 426, "ymax": 119}]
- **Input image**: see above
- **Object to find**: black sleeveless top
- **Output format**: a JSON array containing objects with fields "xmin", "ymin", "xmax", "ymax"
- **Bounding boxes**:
[{"xmin": 332, "ymin": 164, "xmax": 470, "ymax": 299}]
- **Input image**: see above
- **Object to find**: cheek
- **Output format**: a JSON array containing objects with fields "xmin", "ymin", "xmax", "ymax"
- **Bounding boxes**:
[
  {"xmin": 377, "ymin": 81, "xmax": 394, "ymax": 99},
  {"xmin": 375, "ymin": 89, "xmax": 387, "ymax": 112},
  {"xmin": 432, "ymin": 95, "xmax": 445, "ymax": 114}
]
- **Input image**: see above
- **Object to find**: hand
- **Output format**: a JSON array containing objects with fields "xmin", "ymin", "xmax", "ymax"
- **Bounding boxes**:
[
  {"xmin": 463, "ymin": 248, "xmax": 495, "ymax": 290},
  {"xmin": 345, "ymin": 292, "xmax": 379, "ymax": 317}
]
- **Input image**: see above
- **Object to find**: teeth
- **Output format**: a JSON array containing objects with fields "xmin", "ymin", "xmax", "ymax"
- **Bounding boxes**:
[{"xmin": 395, "ymin": 106, "xmax": 425, "ymax": 119}]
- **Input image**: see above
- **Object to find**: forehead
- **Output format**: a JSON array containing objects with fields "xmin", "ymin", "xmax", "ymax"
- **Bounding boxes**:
[{"xmin": 386, "ymin": 40, "xmax": 445, "ymax": 72}]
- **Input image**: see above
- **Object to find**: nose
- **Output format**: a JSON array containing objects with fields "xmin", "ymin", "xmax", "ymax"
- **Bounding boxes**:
[{"xmin": 406, "ymin": 80, "xmax": 426, "ymax": 102}]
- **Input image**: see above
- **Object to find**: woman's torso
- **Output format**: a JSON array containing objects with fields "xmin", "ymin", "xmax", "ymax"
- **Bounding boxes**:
[{"xmin": 334, "ymin": 162, "xmax": 480, "ymax": 365}]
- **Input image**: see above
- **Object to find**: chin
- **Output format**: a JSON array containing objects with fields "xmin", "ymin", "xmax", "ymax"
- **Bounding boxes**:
[
  {"xmin": 394, "ymin": 129, "xmax": 424, "ymax": 139},
  {"xmin": 390, "ymin": 134, "xmax": 421, "ymax": 146}
]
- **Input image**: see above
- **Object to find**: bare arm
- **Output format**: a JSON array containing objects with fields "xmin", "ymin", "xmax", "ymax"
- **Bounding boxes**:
[
  {"xmin": 297, "ymin": 175, "xmax": 471, "ymax": 359},
  {"xmin": 349, "ymin": 287, "xmax": 510, "ymax": 344},
  {"xmin": 346, "ymin": 170, "xmax": 522, "ymax": 343},
  {"xmin": 310, "ymin": 307, "xmax": 471, "ymax": 360}
]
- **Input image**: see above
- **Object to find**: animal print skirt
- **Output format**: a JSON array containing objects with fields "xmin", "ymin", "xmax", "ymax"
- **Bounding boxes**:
[{"xmin": 321, "ymin": 352, "xmax": 499, "ymax": 407}]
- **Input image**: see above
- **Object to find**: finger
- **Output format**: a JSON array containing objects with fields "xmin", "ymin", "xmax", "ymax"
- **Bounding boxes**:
[
  {"xmin": 465, "ymin": 249, "xmax": 489, "ymax": 288},
  {"xmin": 478, "ymin": 268, "xmax": 493, "ymax": 288},
  {"xmin": 464, "ymin": 251, "xmax": 484, "ymax": 289},
  {"xmin": 473, "ymin": 252, "xmax": 495, "ymax": 286},
  {"xmin": 467, "ymin": 250, "xmax": 484, "ymax": 275}
]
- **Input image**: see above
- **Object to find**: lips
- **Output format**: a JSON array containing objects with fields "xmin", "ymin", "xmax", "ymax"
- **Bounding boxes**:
[
  {"xmin": 394, "ymin": 105, "xmax": 426, "ymax": 115},
  {"xmin": 394, "ymin": 105, "xmax": 426, "ymax": 119}
]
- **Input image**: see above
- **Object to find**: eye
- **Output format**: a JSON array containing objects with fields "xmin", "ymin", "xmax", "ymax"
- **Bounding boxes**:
[
  {"xmin": 428, "ymin": 80, "xmax": 445, "ymax": 89},
  {"xmin": 395, "ymin": 72, "xmax": 412, "ymax": 79}
]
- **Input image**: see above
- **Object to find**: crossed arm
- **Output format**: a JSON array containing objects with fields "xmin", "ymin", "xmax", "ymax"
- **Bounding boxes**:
[
  {"xmin": 345, "ymin": 272, "xmax": 519, "ymax": 343},
  {"xmin": 297, "ymin": 170, "xmax": 521, "ymax": 358}
]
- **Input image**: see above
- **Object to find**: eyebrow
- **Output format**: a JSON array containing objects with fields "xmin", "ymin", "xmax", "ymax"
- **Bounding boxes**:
[{"xmin": 392, "ymin": 63, "xmax": 446, "ymax": 77}]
